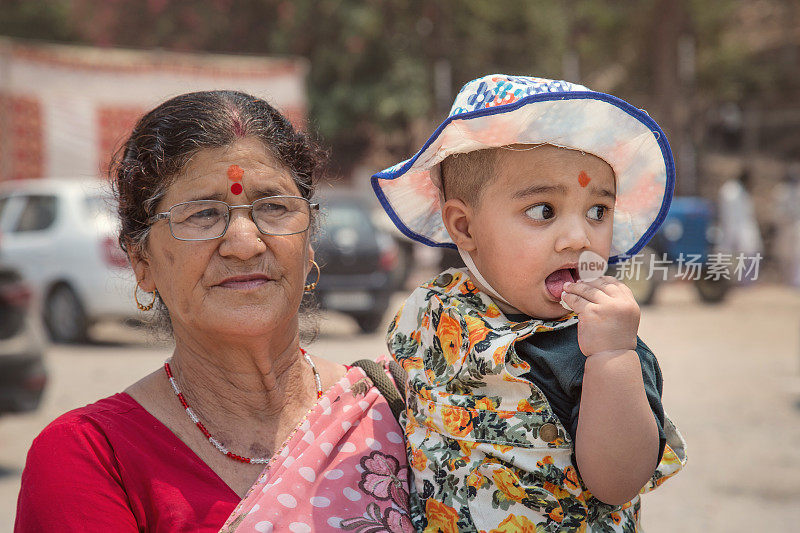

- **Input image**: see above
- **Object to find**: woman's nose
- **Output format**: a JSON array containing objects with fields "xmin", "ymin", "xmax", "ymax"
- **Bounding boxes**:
[{"xmin": 218, "ymin": 210, "xmax": 264, "ymax": 259}]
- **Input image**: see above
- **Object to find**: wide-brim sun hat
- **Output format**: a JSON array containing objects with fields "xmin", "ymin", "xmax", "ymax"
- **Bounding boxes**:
[{"xmin": 371, "ymin": 74, "xmax": 675, "ymax": 264}]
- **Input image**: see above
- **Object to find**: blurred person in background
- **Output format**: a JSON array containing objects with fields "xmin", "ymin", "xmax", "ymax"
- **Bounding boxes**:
[
  {"xmin": 717, "ymin": 169, "xmax": 763, "ymax": 282},
  {"xmin": 14, "ymin": 91, "xmax": 413, "ymax": 532},
  {"xmin": 771, "ymin": 163, "xmax": 800, "ymax": 287}
]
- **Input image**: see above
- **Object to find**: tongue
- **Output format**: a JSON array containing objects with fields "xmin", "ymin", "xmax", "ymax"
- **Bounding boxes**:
[{"xmin": 545, "ymin": 269, "xmax": 575, "ymax": 299}]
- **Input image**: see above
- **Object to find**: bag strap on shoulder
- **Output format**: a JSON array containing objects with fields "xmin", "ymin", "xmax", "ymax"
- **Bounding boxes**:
[{"xmin": 351, "ymin": 359, "xmax": 407, "ymax": 421}]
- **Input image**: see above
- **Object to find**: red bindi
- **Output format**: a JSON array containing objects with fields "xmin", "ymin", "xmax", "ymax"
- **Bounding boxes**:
[
  {"xmin": 578, "ymin": 171, "xmax": 591, "ymax": 188},
  {"xmin": 230, "ymin": 182, "xmax": 243, "ymax": 195},
  {"xmin": 227, "ymin": 164, "xmax": 244, "ymax": 181}
]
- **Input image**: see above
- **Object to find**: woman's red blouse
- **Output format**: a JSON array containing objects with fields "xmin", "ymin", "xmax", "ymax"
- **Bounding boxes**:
[{"xmin": 15, "ymin": 393, "xmax": 239, "ymax": 532}]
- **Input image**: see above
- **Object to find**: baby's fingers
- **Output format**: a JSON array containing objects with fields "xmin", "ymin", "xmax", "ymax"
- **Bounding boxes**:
[
  {"xmin": 560, "ymin": 289, "xmax": 588, "ymax": 313},
  {"xmin": 562, "ymin": 280, "xmax": 602, "ymax": 303}
]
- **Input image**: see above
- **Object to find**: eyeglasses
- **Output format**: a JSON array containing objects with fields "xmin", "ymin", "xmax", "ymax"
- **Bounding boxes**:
[{"xmin": 148, "ymin": 196, "xmax": 319, "ymax": 241}]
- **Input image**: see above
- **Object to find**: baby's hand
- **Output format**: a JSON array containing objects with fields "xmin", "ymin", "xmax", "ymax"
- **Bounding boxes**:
[{"xmin": 561, "ymin": 276, "xmax": 639, "ymax": 356}]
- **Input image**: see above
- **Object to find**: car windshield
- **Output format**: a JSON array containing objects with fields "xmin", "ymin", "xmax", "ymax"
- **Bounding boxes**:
[
  {"xmin": 13, "ymin": 195, "xmax": 58, "ymax": 233},
  {"xmin": 0, "ymin": 196, "xmax": 8, "ymax": 221},
  {"xmin": 328, "ymin": 205, "xmax": 369, "ymax": 228}
]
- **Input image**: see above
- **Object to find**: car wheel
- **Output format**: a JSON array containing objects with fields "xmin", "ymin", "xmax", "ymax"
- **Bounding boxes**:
[
  {"xmin": 44, "ymin": 284, "xmax": 89, "ymax": 343},
  {"xmin": 354, "ymin": 313, "xmax": 385, "ymax": 334},
  {"xmin": 622, "ymin": 271, "xmax": 659, "ymax": 306},
  {"xmin": 695, "ymin": 275, "xmax": 729, "ymax": 304}
]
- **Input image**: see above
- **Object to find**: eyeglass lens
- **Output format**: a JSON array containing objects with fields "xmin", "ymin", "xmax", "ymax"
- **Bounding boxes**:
[{"xmin": 169, "ymin": 197, "xmax": 311, "ymax": 240}]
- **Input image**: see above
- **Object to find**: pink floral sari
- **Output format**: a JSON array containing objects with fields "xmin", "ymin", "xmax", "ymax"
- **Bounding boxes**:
[{"xmin": 220, "ymin": 363, "xmax": 414, "ymax": 533}]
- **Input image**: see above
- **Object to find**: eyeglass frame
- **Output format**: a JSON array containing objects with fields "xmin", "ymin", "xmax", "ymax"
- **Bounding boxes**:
[{"xmin": 147, "ymin": 195, "xmax": 320, "ymax": 241}]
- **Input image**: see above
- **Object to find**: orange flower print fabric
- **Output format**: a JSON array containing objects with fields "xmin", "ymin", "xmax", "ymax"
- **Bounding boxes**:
[
  {"xmin": 387, "ymin": 268, "xmax": 687, "ymax": 532},
  {"xmin": 440, "ymin": 405, "xmax": 473, "ymax": 438},
  {"xmin": 424, "ymin": 499, "xmax": 460, "ymax": 533},
  {"xmin": 490, "ymin": 514, "xmax": 540, "ymax": 533},
  {"xmin": 436, "ymin": 312, "xmax": 464, "ymax": 366},
  {"xmin": 492, "ymin": 467, "xmax": 528, "ymax": 502}
]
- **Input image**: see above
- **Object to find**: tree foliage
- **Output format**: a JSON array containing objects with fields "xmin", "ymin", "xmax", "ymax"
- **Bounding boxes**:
[{"xmin": 0, "ymin": 0, "xmax": 794, "ymax": 173}]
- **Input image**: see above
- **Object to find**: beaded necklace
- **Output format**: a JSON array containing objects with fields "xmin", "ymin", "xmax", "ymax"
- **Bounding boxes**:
[{"xmin": 164, "ymin": 348, "xmax": 323, "ymax": 465}]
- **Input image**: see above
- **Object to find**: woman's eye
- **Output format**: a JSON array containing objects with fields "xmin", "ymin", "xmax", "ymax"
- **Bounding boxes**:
[
  {"xmin": 587, "ymin": 205, "xmax": 607, "ymax": 221},
  {"xmin": 189, "ymin": 208, "xmax": 222, "ymax": 220},
  {"xmin": 525, "ymin": 204, "xmax": 554, "ymax": 221},
  {"xmin": 257, "ymin": 202, "xmax": 288, "ymax": 215}
]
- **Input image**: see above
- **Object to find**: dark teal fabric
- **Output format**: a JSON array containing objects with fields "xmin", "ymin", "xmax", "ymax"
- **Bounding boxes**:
[{"xmin": 508, "ymin": 319, "xmax": 666, "ymax": 465}]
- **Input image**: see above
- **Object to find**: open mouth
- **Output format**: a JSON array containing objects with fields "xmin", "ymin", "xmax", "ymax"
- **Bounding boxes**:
[{"xmin": 544, "ymin": 268, "xmax": 578, "ymax": 300}]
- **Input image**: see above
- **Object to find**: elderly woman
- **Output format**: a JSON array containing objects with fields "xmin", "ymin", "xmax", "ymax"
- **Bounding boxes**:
[{"xmin": 15, "ymin": 91, "xmax": 413, "ymax": 532}]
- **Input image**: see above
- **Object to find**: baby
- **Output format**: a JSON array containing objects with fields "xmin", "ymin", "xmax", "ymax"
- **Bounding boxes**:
[{"xmin": 372, "ymin": 75, "xmax": 686, "ymax": 532}]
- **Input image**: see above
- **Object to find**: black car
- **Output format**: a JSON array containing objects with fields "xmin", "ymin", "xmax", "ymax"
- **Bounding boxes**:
[
  {"xmin": 0, "ymin": 265, "xmax": 47, "ymax": 415},
  {"xmin": 313, "ymin": 192, "xmax": 399, "ymax": 333}
]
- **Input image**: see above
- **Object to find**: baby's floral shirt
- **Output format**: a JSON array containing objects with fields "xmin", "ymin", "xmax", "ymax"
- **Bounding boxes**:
[{"xmin": 387, "ymin": 268, "xmax": 687, "ymax": 532}]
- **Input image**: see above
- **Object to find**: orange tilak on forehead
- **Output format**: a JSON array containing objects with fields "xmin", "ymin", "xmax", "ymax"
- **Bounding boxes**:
[
  {"xmin": 227, "ymin": 164, "xmax": 244, "ymax": 195},
  {"xmin": 578, "ymin": 170, "xmax": 591, "ymax": 188}
]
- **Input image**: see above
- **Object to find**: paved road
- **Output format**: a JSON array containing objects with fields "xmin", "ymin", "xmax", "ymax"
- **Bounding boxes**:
[{"xmin": 2, "ymin": 283, "xmax": 799, "ymax": 531}]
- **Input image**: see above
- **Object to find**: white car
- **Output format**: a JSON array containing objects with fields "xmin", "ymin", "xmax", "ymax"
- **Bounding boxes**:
[{"xmin": 0, "ymin": 179, "xmax": 138, "ymax": 343}]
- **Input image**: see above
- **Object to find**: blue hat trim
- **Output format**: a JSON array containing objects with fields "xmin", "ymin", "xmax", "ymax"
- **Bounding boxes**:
[{"xmin": 371, "ymin": 90, "xmax": 675, "ymax": 264}]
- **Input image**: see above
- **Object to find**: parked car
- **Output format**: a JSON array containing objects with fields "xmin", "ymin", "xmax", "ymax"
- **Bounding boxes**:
[
  {"xmin": 313, "ymin": 191, "xmax": 400, "ymax": 333},
  {"xmin": 0, "ymin": 179, "xmax": 138, "ymax": 343},
  {"xmin": 370, "ymin": 206, "xmax": 417, "ymax": 290},
  {"xmin": 0, "ymin": 265, "xmax": 47, "ymax": 415},
  {"xmin": 610, "ymin": 196, "xmax": 731, "ymax": 305}
]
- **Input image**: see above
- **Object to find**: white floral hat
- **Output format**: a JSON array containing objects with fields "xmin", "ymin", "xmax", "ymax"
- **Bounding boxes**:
[{"xmin": 371, "ymin": 74, "xmax": 675, "ymax": 264}]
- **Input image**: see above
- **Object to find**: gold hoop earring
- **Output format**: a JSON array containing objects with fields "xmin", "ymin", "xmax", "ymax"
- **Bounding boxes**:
[
  {"xmin": 134, "ymin": 284, "xmax": 158, "ymax": 311},
  {"xmin": 304, "ymin": 260, "xmax": 320, "ymax": 292}
]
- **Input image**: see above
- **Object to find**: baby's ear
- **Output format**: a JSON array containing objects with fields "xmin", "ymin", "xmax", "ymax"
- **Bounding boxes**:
[{"xmin": 441, "ymin": 198, "xmax": 477, "ymax": 252}]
